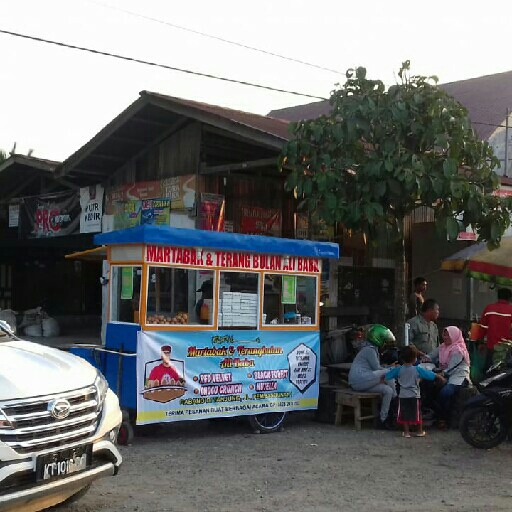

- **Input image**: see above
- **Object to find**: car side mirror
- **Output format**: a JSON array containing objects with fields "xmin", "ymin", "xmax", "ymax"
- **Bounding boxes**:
[{"xmin": 0, "ymin": 319, "xmax": 14, "ymax": 336}]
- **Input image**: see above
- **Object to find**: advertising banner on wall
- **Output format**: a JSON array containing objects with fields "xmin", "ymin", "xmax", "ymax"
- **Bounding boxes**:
[
  {"xmin": 240, "ymin": 206, "xmax": 281, "ymax": 237},
  {"xmin": 161, "ymin": 176, "xmax": 196, "ymax": 210},
  {"xmin": 19, "ymin": 191, "xmax": 80, "ymax": 238},
  {"xmin": 113, "ymin": 200, "xmax": 141, "ymax": 230},
  {"xmin": 141, "ymin": 198, "xmax": 171, "ymax": 225},
  {"xmin": 8, "ymin": 204, "xmax": 19, "ymax": 228},
  {"xmin": 80, "ymin": 185, "xmax": 104, "ymax": 233},
  {"xmin": 105, "ymin": 176, "xmax": 196, "ymax": 214},
  {"xmin": 199, "ymin": 193, "xmax": 225, "ymax": 231},
  {"xmin": 136, "ymin": 329, "xmax": 319, "ymax": 425}
]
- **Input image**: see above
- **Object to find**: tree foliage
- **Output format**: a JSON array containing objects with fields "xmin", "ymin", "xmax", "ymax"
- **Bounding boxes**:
[
  {"xmin": 281, "ymin": 62, "xmax": 512, "ymax": 248},
  {"xmin": 0, "ymin": 149, "xmax": 6, "ymax": 166}
]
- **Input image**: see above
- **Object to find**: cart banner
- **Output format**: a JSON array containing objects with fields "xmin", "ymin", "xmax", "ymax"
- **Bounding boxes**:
[
  {"xmin": 141, "ymin": 198, "xmax": 171, "ymax": 226},
  {"xmin": 240, "ymin": 207, "xmax": 281, "ymax": 237},
  {"xmin": 136, "ymin": 330, "xmax": 319, "ymax": 425},
  {"xmin": 145, "ymin": 245, "xmax": 320, "ymax": 273},
  {"xmin": 19, "ymin": 192, "xmax": 80, "ymax": 238},
  {"xmin": 80, "ymin": 185, "xmax": 104, "ymax": 233}
]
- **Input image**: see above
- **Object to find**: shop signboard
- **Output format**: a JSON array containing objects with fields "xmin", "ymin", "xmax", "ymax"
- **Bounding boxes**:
[
  {"xmin": 145, "ymin": 245, "xmax": 321, "ymax": 274},
  {"xmin": 141, "ymin": 198, "xmax": 171, "ymax": 226},
  {"xmin": 19, "ymin": 191, "xmax": 80, "ymax": 238},
  {"xmin": 240, "ymin": 206, "xmax": 281, "ymax": 237},
  {"xmin": 136, "ymin": 330, "xmax": 319, "ymax": 425},
  {"xmin": 80, "ymin": 185, "xmax": 104, "ymax": 233}
]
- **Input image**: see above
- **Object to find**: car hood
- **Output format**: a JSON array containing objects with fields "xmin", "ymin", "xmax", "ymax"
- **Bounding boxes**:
[{"xmin": 0, "ymin": 339, "xmax": 97, "ymax": 401}]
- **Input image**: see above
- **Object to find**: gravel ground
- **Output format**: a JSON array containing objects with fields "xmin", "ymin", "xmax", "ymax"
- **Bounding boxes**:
[{"xmin": 58, "ymin": 411, "xmax": 512, "ymax": 512}]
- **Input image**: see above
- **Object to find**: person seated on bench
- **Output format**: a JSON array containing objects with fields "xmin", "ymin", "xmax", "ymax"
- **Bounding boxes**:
[
  {"xmin": 423, "ymin": 325, "xmax": 471, "ymax": 430},
  {"xmin": 348, "ymin": 324, "xmax": 398, "ymax": 429}
]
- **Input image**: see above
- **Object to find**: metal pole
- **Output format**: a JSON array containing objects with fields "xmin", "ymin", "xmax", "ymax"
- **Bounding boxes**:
[{"xmin": 505, "ymin": 108, "xmax": 509, "ymax": 177}]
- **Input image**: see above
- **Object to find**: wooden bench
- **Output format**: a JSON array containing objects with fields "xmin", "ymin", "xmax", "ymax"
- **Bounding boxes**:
[{"xmin": 334, "ymin": 389, "xmax": 380, "ymax": 431}]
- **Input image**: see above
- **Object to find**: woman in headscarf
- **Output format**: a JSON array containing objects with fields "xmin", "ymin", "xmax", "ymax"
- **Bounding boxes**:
[{"xmin": 426, "ymin": 326, "xmax": 471, "ymax": 429}]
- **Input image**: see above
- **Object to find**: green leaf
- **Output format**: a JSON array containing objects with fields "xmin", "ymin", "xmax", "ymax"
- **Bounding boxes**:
[
  {"xmin": 443, "ymin": 159, "xmax": 457, "ymax": 177},
  {"xmin": 303, "ymin": 179, "xmax": 313, "ymax": 196},
  {"xmin": 446, "ymin": 217, "xmax": 459, "ymax": 240},
  {"xmin": 491, "ymin": 221, "xmax": 502, "ymax": 242},
  {"xmin": 325, "ymin": 193, "xmax": 337, "ymax": 209},
  {"xmin": 373, "ymin": 181, "xmax": 386, "ymax": 197}
]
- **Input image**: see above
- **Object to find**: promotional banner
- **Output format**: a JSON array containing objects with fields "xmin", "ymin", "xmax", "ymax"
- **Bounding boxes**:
[
  {"xmin": 141, "ymin": 198, "xmax": 171, "ymax": 225},
  {"xmin": 105, "ymin": 176, "xmax": 196, "ymax": 214},
  {"xmin": 8, "ymin": 204, "xmax": 19, "ymax": 228},
  {"xmin": 80, "ymin": 184, "xmax": 104, "ymax": 233},
  {"xmin": 113, "ymin": 200, "xmax": 141, "ymax": 230},
  {"xmin": 136, "ymin": 330, "xmax": 319, "ymax": 425},
  {"xmin": 199, "ymin": 193, "xmax": 225, "ymax": 231},
  {"xmin": 161, "ymin": 176, "xmax": 196, "ymax": 210},
  {"xmin": 240, "ymin": 206, "xmax": 281, "ymax": 237},
  {"xmin": 19, "ymin": 191, "xmax": 80, "ymax": 238}
]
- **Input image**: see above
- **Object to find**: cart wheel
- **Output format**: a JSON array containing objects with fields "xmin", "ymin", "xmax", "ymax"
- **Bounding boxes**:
[
  {"xmin": 248, "ymin": 412, "xmax": 287, "ymax": 433},
  {"xmin": 117, "ymin": 421, "xmax": 134, "ymax": 445}
]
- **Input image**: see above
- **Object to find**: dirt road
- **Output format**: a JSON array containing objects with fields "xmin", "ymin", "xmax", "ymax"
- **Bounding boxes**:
[{"xmin": 59, "ymin": 412, "xmax": 512, "ymax": 512}]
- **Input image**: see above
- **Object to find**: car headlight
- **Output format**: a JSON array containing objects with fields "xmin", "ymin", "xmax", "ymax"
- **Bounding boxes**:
[
  {"xmin": 0, "ymin": 408, "xmax": 13, "ymax": 430},
  {"xmin": 94, "ymin": 372, "xmax": 109, "ymax": 412}
]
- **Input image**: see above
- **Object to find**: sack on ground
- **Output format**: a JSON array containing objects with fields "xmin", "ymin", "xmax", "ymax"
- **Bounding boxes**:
[
  {"xmin": 42, "ymin": 317, "xmax": 60, "ymax": 337},
  {"xmin": 24, "ymin": 323, "xmax": 43, "ymax": 337}
]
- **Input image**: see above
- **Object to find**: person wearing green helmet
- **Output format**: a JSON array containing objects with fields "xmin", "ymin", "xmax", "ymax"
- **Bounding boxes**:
[{"xmin": 348, "ymin": 324, "xmax": 398, "ymax": 429}]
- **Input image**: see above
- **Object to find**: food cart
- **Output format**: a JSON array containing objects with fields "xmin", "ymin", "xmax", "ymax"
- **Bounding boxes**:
[{"xmin": 73, "ymin": 224, "xmax": 338, "ymax": 441}]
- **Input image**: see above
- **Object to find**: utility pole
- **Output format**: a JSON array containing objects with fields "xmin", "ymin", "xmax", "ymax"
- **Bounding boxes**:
[{"xmin": 505, "ymin": 108, "xmax": 509, "ymax": 177}]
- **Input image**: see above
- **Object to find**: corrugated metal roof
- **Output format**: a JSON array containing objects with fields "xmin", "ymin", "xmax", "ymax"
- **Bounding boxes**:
[
  {"xmin": 144, "ymin": 92, "xmax": 291, "ymax": 140},
  {"xmin": 268, "ymin": 70, "xmax": 512, "ymax": 141}
]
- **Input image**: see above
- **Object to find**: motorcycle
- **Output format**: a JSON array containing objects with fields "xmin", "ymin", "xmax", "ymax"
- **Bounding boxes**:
[{"xmin": 459, "ymin": 349, "xmax": 512, "ymax": 449}]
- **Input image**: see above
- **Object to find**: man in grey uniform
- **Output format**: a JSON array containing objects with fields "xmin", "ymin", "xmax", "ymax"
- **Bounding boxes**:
[{"xmin": 406, "ymin": 299, "xmax": 440, "ymax": 359}]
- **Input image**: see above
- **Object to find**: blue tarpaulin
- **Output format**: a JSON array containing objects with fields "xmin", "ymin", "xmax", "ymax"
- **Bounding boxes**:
[{"xmin": 94, "ymin": 225, "xmax": 339, "ymax": 259}]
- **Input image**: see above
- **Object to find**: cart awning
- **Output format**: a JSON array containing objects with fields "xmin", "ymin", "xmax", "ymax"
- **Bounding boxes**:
[
  {"xmin": 65, "ymin": 246, "xmax": 107, "ymax": 261},
  {"xmin": 94, "ymin": 225, "xmax": 339, "ymax": 259}
]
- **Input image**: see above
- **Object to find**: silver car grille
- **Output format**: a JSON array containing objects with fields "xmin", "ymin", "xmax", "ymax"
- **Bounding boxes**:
[{"xmin": 0, "ymin": 385, "xmax": 100, "ymax": 454}]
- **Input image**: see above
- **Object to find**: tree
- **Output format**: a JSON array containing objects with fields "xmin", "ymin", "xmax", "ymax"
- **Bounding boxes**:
[
  {"xmin": 0, "ymin": 149, "xmax": 6, "ymax": 165},
  {"xmin": 280, "ymin": 62, "xmax": 512, "ymax": 338}
]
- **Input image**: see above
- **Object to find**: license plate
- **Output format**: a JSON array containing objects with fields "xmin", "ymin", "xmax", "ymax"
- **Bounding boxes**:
[{"xmin": 36, "ymin": 445, "xmax": 92, "ymax": 482}]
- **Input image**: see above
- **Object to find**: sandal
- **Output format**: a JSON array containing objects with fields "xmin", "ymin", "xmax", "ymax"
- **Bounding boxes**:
[
  {"xmin": 401, "ymin": 432, "xmax": 411, "ymax": 438},
  {"xmin": 415, "ymin": 431, "xmax": 427, "ymax": 437}
]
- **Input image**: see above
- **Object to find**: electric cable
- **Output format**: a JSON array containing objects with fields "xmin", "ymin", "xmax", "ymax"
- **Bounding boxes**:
[
  {"xmin": 83, "ymin": 0, "xmax": 341, "ymax": 75},
  {"xmin": 0, "ymin": 28, "xmax": 328, "ymax": 101}
]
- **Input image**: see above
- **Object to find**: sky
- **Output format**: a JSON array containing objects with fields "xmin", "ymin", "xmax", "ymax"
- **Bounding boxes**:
[{"xmin": 1, "ymin": 0, "xmax": 511, "ymax": 162}]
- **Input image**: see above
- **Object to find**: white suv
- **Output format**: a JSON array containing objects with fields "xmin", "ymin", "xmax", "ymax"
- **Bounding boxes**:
[{"xmin": 0, "ymin": 320, "xmax": 122, "ymax": 512}]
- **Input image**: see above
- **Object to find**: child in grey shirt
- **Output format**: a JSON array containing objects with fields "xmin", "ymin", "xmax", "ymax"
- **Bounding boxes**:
[{"xmin": 385, "ymin": 346, "xmax": 445, "ymax": 437}]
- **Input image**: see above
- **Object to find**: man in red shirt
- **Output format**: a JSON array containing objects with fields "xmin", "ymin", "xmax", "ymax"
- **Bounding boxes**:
[
  {"xmin": 480, "ymin": 288, "xmax": 512, "ymax": 368},
  {"xmin": 148, "ymin": 345, "xmax": 182, "ymax": 387}
]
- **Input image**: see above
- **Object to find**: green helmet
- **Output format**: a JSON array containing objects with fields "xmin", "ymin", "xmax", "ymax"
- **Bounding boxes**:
[{"xmin": 367, "ymin": 324, "xmax": 396, "ymax": 347}]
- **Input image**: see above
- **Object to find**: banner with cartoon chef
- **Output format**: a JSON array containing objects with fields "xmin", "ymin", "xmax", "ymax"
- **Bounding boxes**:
[{"xmin": 136, "ymin": 330, "xmax": 319, "ymax": 425}]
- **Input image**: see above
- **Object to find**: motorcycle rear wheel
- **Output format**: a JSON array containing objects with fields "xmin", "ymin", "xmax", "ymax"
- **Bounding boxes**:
[{"xmin": 459, "ymin": 405, "xmax": 507, "ymax": 449}]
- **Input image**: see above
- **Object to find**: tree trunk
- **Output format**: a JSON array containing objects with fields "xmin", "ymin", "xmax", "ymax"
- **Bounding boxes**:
[{"xmin": 394, "ymin": 216, "xmax": 407, "ymax": 344}]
